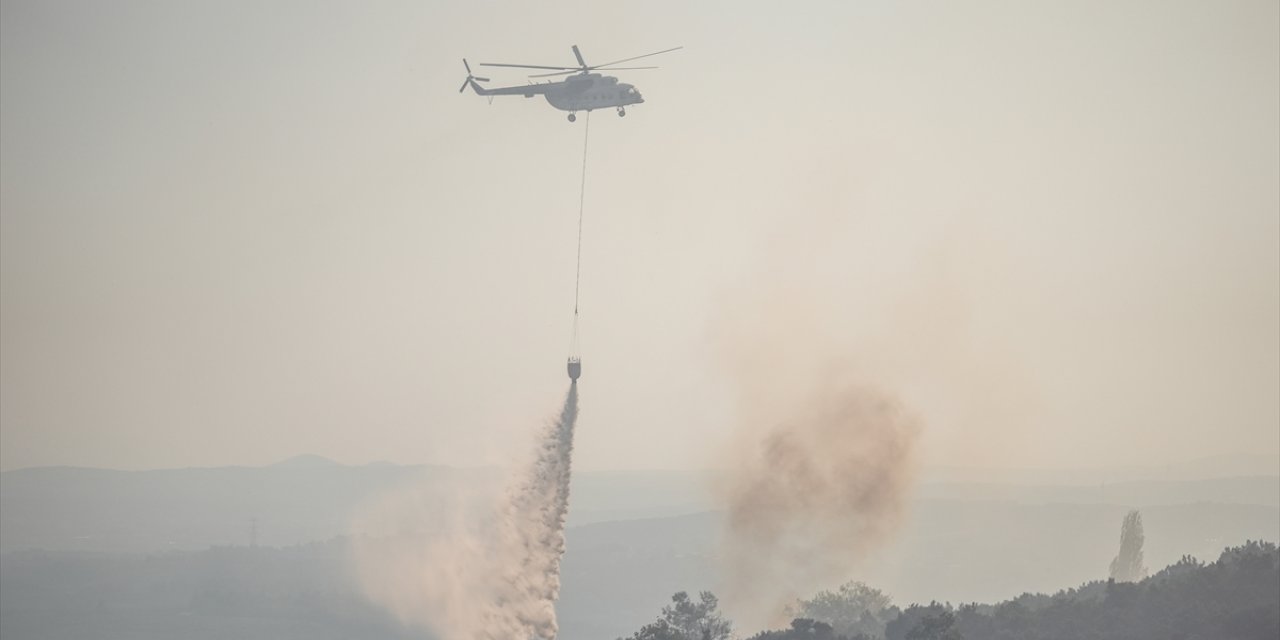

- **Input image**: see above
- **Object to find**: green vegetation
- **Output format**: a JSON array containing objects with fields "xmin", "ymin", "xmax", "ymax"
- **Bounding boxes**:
[
  {"xmin": 620, "ymin": 541, "xmax": 1279, "ymax": 640},
  {"xmin": 619, "ymin": 591, "xmax": 734, "ymax": 640}
]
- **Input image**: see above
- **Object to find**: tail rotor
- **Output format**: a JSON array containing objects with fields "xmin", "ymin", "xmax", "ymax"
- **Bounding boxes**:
[{"xmin": 459, "ymin": 59, "xmax": 490, "ymax": 93}]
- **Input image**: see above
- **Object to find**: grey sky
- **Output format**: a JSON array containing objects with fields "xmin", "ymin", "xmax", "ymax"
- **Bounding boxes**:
[{"xmin": 2, "ymin": 0, "xmax": 1277, "ymax": 472}]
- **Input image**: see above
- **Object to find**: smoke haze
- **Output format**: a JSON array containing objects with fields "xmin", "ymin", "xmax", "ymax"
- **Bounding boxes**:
[
  {"xmin": 2, "ymin": 1, "xmax": 1276, "ymax": 477},
  {"xmin": 720, "ymin": 382, "xmax": 919, "ymax": 626},
  {"xmin": 353, "ymin": 384, "xmax": 579, "ymax": 639},
  {"xmin": 707, "ymin": 199, "xmax": 1049, "ymax": 625}
]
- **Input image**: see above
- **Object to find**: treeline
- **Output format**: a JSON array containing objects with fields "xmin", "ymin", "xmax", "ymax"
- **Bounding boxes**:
[{"xmin": 619, "ymin": 540, "xmax": 1279, "ymax": 640}]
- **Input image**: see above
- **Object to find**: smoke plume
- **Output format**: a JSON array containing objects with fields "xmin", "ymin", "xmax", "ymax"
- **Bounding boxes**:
[
  {"xmin": 718, "ymin": 379, "xmax": 920, "ymax": 626},
  {"xmin": 710, "ymin": 212, "xmax": 962, "ymax": 626},
  {"xmin": 352, "ymin": 383, "xmax": 579, "ymax": 639}
]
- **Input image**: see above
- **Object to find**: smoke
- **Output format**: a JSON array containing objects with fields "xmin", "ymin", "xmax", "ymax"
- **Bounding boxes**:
[
  {"xmin": 711, "ymin": 282, "xmax": 926, "ymax": 627},
  {"xmin": 718, "ymin": 378, "xmax": 920, "ymax": 627},
  {"xmin": 352, "ymin": 383, "xmax": 579, "ymax": 639},
  {"xmin": 710, "ymin": 214, "xmax": 988, "ymax": 625},
  {"xmin": 1110, "ymin": 509, "xmax": 1148, "ymax": 582}
]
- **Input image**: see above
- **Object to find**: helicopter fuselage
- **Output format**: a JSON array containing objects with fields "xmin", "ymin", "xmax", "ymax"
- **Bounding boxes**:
[
  {"xmin": 468, "ymin": 72, "xmax": 644, "ymax": 115},
  {"xmin": 543, "ymin": 74, "xmax": 644, "ymax": 112}
]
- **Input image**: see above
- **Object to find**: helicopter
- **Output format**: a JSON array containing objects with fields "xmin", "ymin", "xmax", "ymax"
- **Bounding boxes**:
[{"xmin": 459, "ymin": 45, "xmax": 681, "ymax": 122}]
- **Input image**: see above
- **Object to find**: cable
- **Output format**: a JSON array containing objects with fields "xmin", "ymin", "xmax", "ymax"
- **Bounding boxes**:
[
  {"xmin": 567, "ymin": 112, "xmax": 590, "ymax": 379},
  {"xmin": 574, "ymin": 111, "xmax": 590, "ymax": 317}
]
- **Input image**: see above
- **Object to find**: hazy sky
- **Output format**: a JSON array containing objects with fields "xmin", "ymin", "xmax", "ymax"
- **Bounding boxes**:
[{"xmin": 2, "ymin": 0, "xmax": 1277, "ymax": 473}]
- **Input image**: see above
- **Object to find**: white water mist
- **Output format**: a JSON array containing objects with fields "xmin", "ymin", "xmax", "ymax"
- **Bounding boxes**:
[{"xmin": 353, "ymin": 384, "xmax": 580, "ymax": 639}]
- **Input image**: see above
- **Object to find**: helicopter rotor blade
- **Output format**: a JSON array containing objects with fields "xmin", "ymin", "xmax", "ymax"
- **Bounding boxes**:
[
  {"xmin": 463, "ymin": 58, "xmax": 472, "ymax": 74},
  {"xmin": 528, "ymin": 71, "xmax": 577, "ymax": 78},
  {"xmin": 479, "ymin": 62, "xmax": 579, "ymax": 71},
  {"xmin": 528, "ymin": 65, "xmax": 660, "ymax": 78},
  {"xmin": 459, "ymin": 78, "xmax": 470, "ymax": 93},
  {"xmin": 586, "ymin": 46, "xmax": 682, "ymax": 70},
  {"xmin": 473, "ymin": 76, "xmax": 490, "ymax": 82},
  {"xmin": 572, "ymin": 45, "xmax": 587, "ymax": 68},
  {"xmin": 592, "ymin": 66, "xmax": 660, "ymax": 71}
]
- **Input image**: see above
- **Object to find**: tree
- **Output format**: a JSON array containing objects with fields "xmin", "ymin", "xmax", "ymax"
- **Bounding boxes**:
[
  {"xmin": 619, "ymin": 591, "xmax": 733, "ymax": 640},
  {"xmin": 886, "ymin": 603, "xmax": 951, "ymax": 640},
  {"xmin": 904, "ymin": 611, "xmax": 961, "ymax": 640},
  {"xmin": 790, "ymin": 581, "xmax": 894, "ymax": 638},
  {"xmin": 749, "ymin": 618, "xmax": 871, "ymax": 640},
  {"xmin": 1109, "ymin": 509, "xmax": 1148, "ymax": 582},
  {"xmin": 624, "ymin": 619, "xmax": 686, "ymax": 640}
]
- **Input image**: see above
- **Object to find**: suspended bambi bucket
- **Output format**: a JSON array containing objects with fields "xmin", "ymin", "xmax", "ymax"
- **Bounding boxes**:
[{"xmin": 567, "ymin": 309, "xmax": 582, "ymax": 381}]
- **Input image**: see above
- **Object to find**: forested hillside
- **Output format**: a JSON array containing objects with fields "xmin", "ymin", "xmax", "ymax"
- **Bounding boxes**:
[{"xmin": 620, "ymin": 541, "xmax": 1280, "ymax": 640}]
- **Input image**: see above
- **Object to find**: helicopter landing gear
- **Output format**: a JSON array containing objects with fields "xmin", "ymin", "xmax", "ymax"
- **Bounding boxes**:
[
  {"xmin": 617, "ymin": 107, "xmax": 626, "ymax": 117},
  {"xmin": 567, "ymin": 112, "xmax": 577, "ymax": 123}
]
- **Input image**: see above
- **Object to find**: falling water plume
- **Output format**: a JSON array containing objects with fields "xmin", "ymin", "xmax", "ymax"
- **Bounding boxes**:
[{"xmin": 353, "ymin": 383, "xmax": 579, "ymax": 639}]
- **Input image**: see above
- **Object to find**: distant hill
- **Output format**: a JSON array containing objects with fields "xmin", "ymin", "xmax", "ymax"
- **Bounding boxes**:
[
  {"xmin": 2, "ymin": 462, "xmax": 1275, "ymax": 555},
  {"xmin": 915, "ymin": 475, "xmax": 1280, "ymax": 507},
  {"xmin": 0, "ymin": 464, "xmax": 723, "ymax": 553},
  {"xmin": 270, "ymin": 454, "xmax": 342, "ymax": 468},
  {"xmin": 0, "ymin": 463, "xmax": 495, "ymax": 553},
  {"xmin": 0, "ymin": 541, "xmax": 417, "ymax": 640},
  {"xmin": 924, "ymin": 453, "xmax": 1280, "ymax": 484}
]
